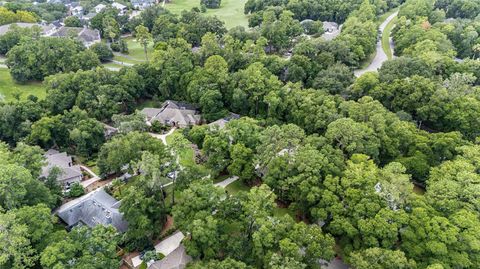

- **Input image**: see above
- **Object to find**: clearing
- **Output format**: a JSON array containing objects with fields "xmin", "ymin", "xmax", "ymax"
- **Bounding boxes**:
[
  {"xmin": 0, "ymin": 68, "xmax": 46, "ymax": 101},
  {"xmin": 165, "ymin": 0, "xmax": 249, "ymax": 29},
  {"xmin": 111, "ymin": 37, "xmax": 154, "ymax": 65}
]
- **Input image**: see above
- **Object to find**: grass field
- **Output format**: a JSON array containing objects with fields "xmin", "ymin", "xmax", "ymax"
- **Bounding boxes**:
[
  {"xmin": 165, "ymin": 0, "xmax": 249, "ymax": 29},
  {"xmin": 111, "ymin": 37, "xmax": 154, "ymax": 64},
  {"xmin": 0, "ymin": 68, "xmax": 46, "ymax": 102}
]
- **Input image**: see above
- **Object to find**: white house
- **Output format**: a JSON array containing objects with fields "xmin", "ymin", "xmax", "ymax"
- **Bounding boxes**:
[
  {"xmin": 94, "ymin": 3, "xmax": 106, "ymax": 13},
  {"xmin": 112, "ymin": 2, "xmax": 127, "ymax": 15}
]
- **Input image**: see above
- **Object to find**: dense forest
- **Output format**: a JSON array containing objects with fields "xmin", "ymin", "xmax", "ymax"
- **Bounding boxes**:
[{"xmin": 0, "ymin": 0, "xmax": 479, "ymax": 268}]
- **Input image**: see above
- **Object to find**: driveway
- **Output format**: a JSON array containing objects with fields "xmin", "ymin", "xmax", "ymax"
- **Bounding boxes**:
[
  {"xmin": 149, "ymin": 127, "xmax": 176, "ymax": 146},
  {"xmin": 354, "ymin": 11, "xmax": 398, "ymax": 77},
  {"xmin": 80, "ymin": 165, "xmax": 101, "ymax": 188},
  {"xmin": 214, "ymin": 176, "xmax": 239, "ymax": 188}
]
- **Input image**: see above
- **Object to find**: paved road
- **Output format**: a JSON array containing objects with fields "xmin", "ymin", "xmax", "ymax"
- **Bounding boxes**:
[{"xmin": 354, "ymin": 11, "xmax": 398, "ymax": 77}]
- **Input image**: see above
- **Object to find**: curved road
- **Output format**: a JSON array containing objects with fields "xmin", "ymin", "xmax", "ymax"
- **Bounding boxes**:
[{"xmin": 354, "ymin": 11, "xmax": 398, "ymax": 77}]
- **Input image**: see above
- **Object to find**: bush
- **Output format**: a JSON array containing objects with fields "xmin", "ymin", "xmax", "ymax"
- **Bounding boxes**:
[
  {"xmin": 150, "ymin": 121, "xmax": 168, "ymax": 133},
  {"xmin": 90, "ymin": 42, "xmax": 114, "ymax": 62},
  {"xmin": 200, "ymin": 0, "xmax": 221, "ymax": 9},
  {"xmin": 68, "ymin": 182, "xmax": 85, "ymax": 198},
  {"xmin": 111, "ymin": 39, "xmax": 129, "ymax": 54}
]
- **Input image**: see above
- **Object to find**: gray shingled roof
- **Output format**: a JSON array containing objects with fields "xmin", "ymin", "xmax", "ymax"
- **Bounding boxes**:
[
  {"xmin": 0, "ymin": 23, "xmax": 55, "ymax": 36},
  {"xmin": 140, "ymin": 100, "xmax": 201, "ymax": 127},
  {"xmin": 40, "ymin": 150, "xmax": 83, "ymax": 183},
  {"xmin": 148, "ymin": 245, "xmax": 192, "ymax": 269},
  {"xmin": 57, "ymin": 189, "xmax": 128, "ymax": 233}
]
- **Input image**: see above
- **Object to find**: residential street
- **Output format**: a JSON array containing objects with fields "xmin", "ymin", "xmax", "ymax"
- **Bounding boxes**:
[{"xmin": 354, "ymin": 11, "xmax": 398, "ymax": 77}]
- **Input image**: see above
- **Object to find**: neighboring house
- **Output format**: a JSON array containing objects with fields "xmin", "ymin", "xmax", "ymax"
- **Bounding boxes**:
[
  {"xmin": 0, "ymin": 23, "xmax": 100, "ymax": 47},
  {"xmin": 82, "ymin": 12, "xmax": 97, "ymax": 22},
  {"xmin": 40, "ymin": 149, "xmax": 83, "ymax": 188},
  {"xmin": 208, "ymin": 112, "xmax": 240, "ymax": 129},
  {"xmin": 132, "ymin": 0, "xmax": 156, "ymax": 10},
  {"xmin": 112, "ymin": 2, "xmax": 127, "ymax": 15},
  {"xmin": 131, "ymin": 231, "xmax": 192, "ymax": 269},
  {"xmin": 48, "ymin": 26, "xmax": 101, "ymax": 47},
  {"xmin": 140, "ymin": 100, "xmax": 201, "ymax": 128},
  {"xmin": 322, "ymin": 21, "xmax": 341, "ymax": 40},
  {"xmin": 57, "ymin": 189, "xmax": 129, "ymax": 232},
  {"xmin": 94, "ymin": 3, "xmax": 106, "ymax": 13},
  {"xmin": 0, "ymin": 23, "xmax": 56, "ymax": 36},
  {"xmin": 70, "ymin": 5, "xmax": 84, "ymax": 16}
]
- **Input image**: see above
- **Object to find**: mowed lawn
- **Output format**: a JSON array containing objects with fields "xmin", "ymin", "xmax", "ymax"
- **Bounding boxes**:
[
  {"xmin": 111, "ymin": 37, "xmax": 154, "ymax": 64},
  {"xmin": 165, "ymin": 0, "xmax": 249, "ymax": 29},
  {"xmin": 0, "ymin": 68, "xmax": 46, "ymax": 101}
]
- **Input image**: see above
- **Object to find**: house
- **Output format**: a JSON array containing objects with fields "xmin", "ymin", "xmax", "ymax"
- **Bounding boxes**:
[
  {"xmin": 94, "ymin": 3, "xmax": 106, "ymax": 13},
  {"xmin": 208, "ymin": 112, "xmax": 240, "ymax": 129},
  {"xmin": 57, "ymin": 189, "xmax": 128, "ymax": 232},
  {"xmin": 0, "ymin": 23, "xmax": 56, "ymax": 36},
  {"xmin": 132, "ymin": 0, "xmax": 156, "ymax": 10},
  {"xmin": 82, "ymin": 12, "xmax": 97, "ymax": 22},
  {"xmin": 0, "ymin": 23, "xmax": 100, "ymax": 47},
  {"xmin": 140, "ymin": 100, "xmax": 201, "ymax": 128},
  {"xmin": 40, "ymin": 149, "xmax": 83, "ymax": 188},
  {"xmin": 70, "ymin": 5, "xmax": 84, "ymax": 16},
  {"xmin": 322, "ymin": 21, "xmax": 341, "ymax": 40},
  {"xmin": 112, "ymin": 2, "xmax": 127, "ymax": 15},
  {"xmin": 131, "ymin": 231, "xmax": 192, "ymax": 269},
  {"xmin": 49, "ymin": 26, "xmax": 101, "ymax": 47}
]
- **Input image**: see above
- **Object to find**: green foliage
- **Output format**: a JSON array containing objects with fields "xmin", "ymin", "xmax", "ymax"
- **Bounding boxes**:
[
  {"xmin": 68, "ymin": 182, "xmax": 85, "ymax": 198},
  {"xmin": 90, "ymin": 42, "xmax": 114, "ymax": 62},
  {"xmin": 6, "ymin": 37, "xmax": 99, "ymax": 83},
  {"xmin": 63, "ymin": 16, "xmax": 82, "ymax": 27}
]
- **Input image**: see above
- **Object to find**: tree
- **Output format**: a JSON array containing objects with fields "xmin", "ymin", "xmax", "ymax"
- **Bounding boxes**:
[
  {"xmin": 135, "ymin": 24, "xmax": 152, "ymax": 61},
  {"xmin": 68, "ymin": 182, "xmax": 85, "ymax": 198},
  {"xmin": 90, "ymin": 42, "xmax": 113, "ymax": 62},
  {"xmin": 40, "ymin": 225, "xmax": 120, "ymax": 269},
  {"xmin": 0, "ymin": 211, "xmax": 36, "ymax": 269},
  {"xmin": 201, "ymin": 0, "xmax": 222, "ymax": 9},
  {"xmin": 348, "ymin": 248, "xmax": 416, "ymax": 269},
  {"xmin": 228, "ymin": 143, "xmax": 255, "ymax": 185},
  {"xmin": 102, "ymin": 16, "xmax": 120, "ymax": 43},
  {"xmin": 64, "ymin": 16, "xmax": 82, "ymax": 27}
]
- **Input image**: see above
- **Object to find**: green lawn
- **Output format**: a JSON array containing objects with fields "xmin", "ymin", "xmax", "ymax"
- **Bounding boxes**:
[
  {"xmin": 111, "ymin": 37, "xmax": 154, "ymax": 64},
  {"xmin": 0, "ymin": 68, "xmax": 46, "ymax": 101},
  {"xmin": 225, "ymin": 179, "xmax": 251, "ymax": 195},
  {"xmin": 382, "ymin": 16, "xmax": 397, "ymax": 60},
  {"xmin": 165, "ymin": 0, "xmax": 249, "ymax": 29}
]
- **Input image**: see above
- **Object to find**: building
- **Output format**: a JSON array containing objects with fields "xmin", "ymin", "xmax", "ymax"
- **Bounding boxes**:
[
  {"xmin": 40, "ymin": 149, "xmax": 83, "ymax": 188},
  {"xmin": 70, "ymin": 5, "xmax": 84, "ymax": 16},
  {"xmin": 140, "ymin": 100, "xmax": 201, "ymax": 128},
  {"xmin": 131, "ymin": 231, "xmax": 192, "ymax": 269},
  {"xmin": 112, "ymin": 2, "xmax": 127, "ymax": 15},
  {"xmin": 208, "ymin": 112, "xmax": 240, "ymax": 129},
  {"xmin": 0, "ymin": 23, "xmax": 56, "ymax": 36},
  {"xmin": 94, "ymin": 3, "xmax": 106, "ymax": 13},
  {"xmin": 57, "ymin": 189, "xmax": 128, "ymax": 232},
  {"xmin": 132, "ymin": 0, "xmax": 156, "ymax": 10},
  {"xmin": 0, "ymin": 23, "xmax": 101, "ymax": 47},
  {"xmin": 49, "ymin": 26, "xmax": 101, "ymax": 47}
]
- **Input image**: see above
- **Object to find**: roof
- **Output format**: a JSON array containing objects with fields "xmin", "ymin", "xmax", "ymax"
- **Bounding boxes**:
[
  {"xmin": 94, "ymin": 3, "xmax": 106, "ymax": 9},
  {"xmin": 322, "ymin": 21, "xmax": 341, "ymax": 40},
  {"xmin": 132, "ymin": 231, "xmax": 189, "ymax": 268},
  {"xmin": 112, "ymin": 2, "xmax": 127, "ymax": 9},
  {"xmin": 57, "ymin": 189, "xmax": 128, "ymax": 233},
  {"xmin": 208, "ymin": 113, "xmax": 240, "ymax": 129},
  {"xmin": 140, "ymin": 100, "xmax": 201, "ymax": 127},
  {"xmin": 40, "ymin": 151, "xmax": 83, "ymax": 182},
  {"xmin": 49, "ymin": 26, "xmax": 100, "ymax": 44},
  {"xmin": 0, "ymin": 23, "xmax": 55, "ymax": 36},
  {"xmin": 149, "ymin": 245, "xmax": 192, "ymax": 269},
  {"xmin": 154, "ymin": 231, "xmax": 185, "ymax": 256}
]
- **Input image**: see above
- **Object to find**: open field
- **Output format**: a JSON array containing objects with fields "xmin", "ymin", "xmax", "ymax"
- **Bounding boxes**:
[
  {"xmin": 111, "ymin": 37, "xmax": 154, "ymax": 64},
  {"xmin": 0, "ymin": 68, "xmax": 46, "ymax": 101},
  {"xmin": 165, "ymin": 0, "xmax": 249, "ymax": 29}
]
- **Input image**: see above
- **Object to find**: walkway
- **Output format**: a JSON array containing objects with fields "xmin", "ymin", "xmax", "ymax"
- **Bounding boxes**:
[
  {"xmin": 354, "ymin": 11, "xmax": 398, "ymax": 77},
  {"xmin": 149, "ymin": 127, "xmax": 176, "ymax": 146},
  {"xmin": 80, "ymin": 165, "xmax": 101, "ymax": 188},
  {"xmin": 214, "ymin": 176, "xmax": 239, "ymax": 188}
]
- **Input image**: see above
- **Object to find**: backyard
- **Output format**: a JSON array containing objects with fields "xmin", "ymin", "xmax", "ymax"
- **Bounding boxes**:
[
  {"xmin": 0, "ymin": 68, "xmax": 46, "ymax": 101},
  {"xmin": 111, "ymin": 37, "xmax": 154, "ymax": 65},
  {"xmin": 165, "ymin": 0, "xmax": 249, "ymax": 29}
]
